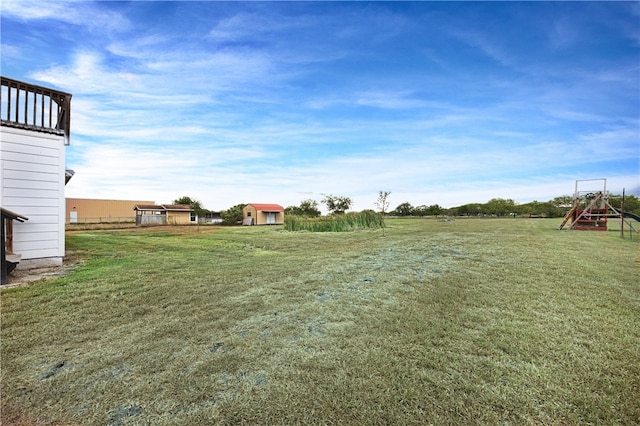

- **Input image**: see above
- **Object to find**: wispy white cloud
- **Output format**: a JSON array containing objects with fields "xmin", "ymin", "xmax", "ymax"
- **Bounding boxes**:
[
  {"xmin": 1, "ymin": 0, "xmax": 130, "ymax": 32},
  {"xmin": 0, "ymin": 43, "xmax": 20, "ymax": 58},
  {"xmin": 2, "ymin": 0, "xmax": 81, "ymax": 20},
  {"xmin": 307, "ymin": 90, "xmax": 454, "ymax": 110},
  {"xmin": 449, "ymin": 28, "xmax": 516, "ymax": 70},
  {"xmin": 30, "ymin": 51, "xmax": 143, "ymax": 94},
  {"xmin": 549, "ymin": 17, "xmax": 581, "ymax": 50},
  {"xmin": 208, "ymin": 12, "xmax": 304, "ymax": 43}
]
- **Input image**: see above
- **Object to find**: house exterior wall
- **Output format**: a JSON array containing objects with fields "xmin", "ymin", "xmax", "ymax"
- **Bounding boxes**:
[
  {"xmin": 66, "ymin": 198, "xmax": 155, "ymax": 224},
  {"xmin": 1, "ymin": 126, "xmax": 66, "ymax": 265},
  {"xmin": 166, "ymin": 211, "xmax": 193, "ymax": 225},
  {"xmin": 262, "ymin": 211, "xmax": 283, "ymax": 225},
  {"xmin": 242, "ymin": 205, "xmax": 258, "ymax": 225}
]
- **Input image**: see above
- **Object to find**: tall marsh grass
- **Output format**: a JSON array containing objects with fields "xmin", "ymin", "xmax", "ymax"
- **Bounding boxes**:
[{"xmin": 285, "ymin": 210, "xmax": 385, "ymax": 232}]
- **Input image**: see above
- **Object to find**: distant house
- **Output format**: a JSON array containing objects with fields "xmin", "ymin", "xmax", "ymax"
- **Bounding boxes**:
[
  {"xmin": 200, "ymin": 211, "xmax": 223, "ymax": 224},
  {"xmin": 1, "ymin": 76, "xmax": 72, "ymax": 272},
  {"xmin": 66, "ymin": 198, "xmax": 155, "ymax": 224},
  {"xmin": 242, "ymin": 203, "xmax": 285, "ymax": 225},
  {"xmin": 133, "ymin": 204, "xmax": 195, "ymax": 226}
]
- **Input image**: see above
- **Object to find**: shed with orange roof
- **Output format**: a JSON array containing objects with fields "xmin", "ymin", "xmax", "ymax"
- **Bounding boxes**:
[{"xmin": 242, "ymin": 203, "xmax": 284, "ymax": 225}]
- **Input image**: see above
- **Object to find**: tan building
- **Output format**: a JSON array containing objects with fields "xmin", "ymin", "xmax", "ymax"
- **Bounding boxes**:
[
  {"xmin": 66, "ymin": 198, "xmax": 155, "ymax": 224},
  {"xmin": 242, "ymin": 203, "xmax": 285, "ymax": 225},
  {"xmin": 134, "ymin": 204, "xmax": 195, "ymax": 226}
]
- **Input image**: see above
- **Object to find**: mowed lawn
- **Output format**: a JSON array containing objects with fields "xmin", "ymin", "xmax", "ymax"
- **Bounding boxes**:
[{"xmin": 1, "ymin": 218, "xmax": 638, "ymax": 425}]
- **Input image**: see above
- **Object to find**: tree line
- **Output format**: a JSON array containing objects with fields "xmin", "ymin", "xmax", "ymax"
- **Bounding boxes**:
[
  {"xmin": 174, "ymin": 192, "xmax": 640, "ymax": 225},
  {"xmin": 392, "ymin": 195, "xmax": 640, "ymax": 218}
]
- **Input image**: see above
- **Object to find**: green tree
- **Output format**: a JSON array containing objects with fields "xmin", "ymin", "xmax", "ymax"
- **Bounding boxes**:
[
  {"xmin": 411, "ymin": 204, "xmax": 444, "ymax": 216},
  {"xmin": 518, "ymin": 200, "xmax": 540, "ymax": 217},
  {"xmin": 285, "ymin": 199, "xmax": 321, "ymax": 217},
  {"xmin": 485, "ymin": 198, "xmax": 516, "ymax": 216},
  {"xmin": 413, "ymin": 205, "xmax": 428, "ymax": 216},
  {"xmin": 455, "ymin": 203, "xmax": 482, "ymax": 216},
  {"xmin": 173, "ymin": 196, "xmax": 206, "ymax": 217},
  {"xmin": 427, "ymin": 204, "xmax": 444, "ymax": 216},
  {"xmin": 542, "ymin": 201, "xmax": 563, "ymax": 217},
  {"xmin": 174, "ymin": 195, "xmax": 201, "ymax": 208},
  {"xmin": 392, "ymin": 202, "xmax": 414, "ymax": 216},
  {"xmin": 221, "ymin": 203, "xmax": 245, "ymax": 226},
  {"xmin": 321, "ymin": 194, "xmax": 352, "ymax": 215},
  {"xmin": 552, "ymin": 195, "xmax": 573, "ymax": 207},
  {"xmin": 550, "ymin": 196, "xmax": 574, "ymax": 217},
  {"xmin": 375, "ymin": 191, "xmax": 391, "ymax": 214},
  {"xmin": 609, "ymin": 194, "xmax": 640, "ymax": 215}
]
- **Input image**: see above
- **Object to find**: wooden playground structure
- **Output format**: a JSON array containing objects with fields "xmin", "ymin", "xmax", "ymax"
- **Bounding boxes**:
[{"xmin": 558, "ymin": 179, "xmax": 639, "ymax": 235}]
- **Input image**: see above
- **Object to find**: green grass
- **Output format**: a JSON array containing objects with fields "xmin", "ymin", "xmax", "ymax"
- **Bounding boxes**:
[{"xmin": 1, "ymin": 219, "xmax": 639, "ymax": 425}]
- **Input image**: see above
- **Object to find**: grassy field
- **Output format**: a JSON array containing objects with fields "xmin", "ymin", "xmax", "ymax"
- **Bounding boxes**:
[{"xmin": 1, "ymin": 218, "xmax": 638, "ymax": 425}]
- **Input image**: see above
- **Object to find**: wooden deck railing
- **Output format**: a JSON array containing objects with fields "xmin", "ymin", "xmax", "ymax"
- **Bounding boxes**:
[{"xmin": 0, "ymin": 76, "xmax": 72, "ymax": 144}]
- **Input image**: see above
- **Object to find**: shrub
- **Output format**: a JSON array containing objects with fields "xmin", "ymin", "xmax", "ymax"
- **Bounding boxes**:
[{"xmin": 221, "ymin": 204, "xmax": 245, "ymax": 225}]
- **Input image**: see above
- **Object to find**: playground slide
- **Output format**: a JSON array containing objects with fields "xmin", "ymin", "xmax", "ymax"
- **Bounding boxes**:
[{"xmin": 613, "ymin": 208, "xmax": 640, "ymax": 222}]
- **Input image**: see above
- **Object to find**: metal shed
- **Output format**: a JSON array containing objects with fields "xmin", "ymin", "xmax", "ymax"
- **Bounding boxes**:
[{"xmin": 134, "ymin": 204, "xmax": 195, "ymax": 226}]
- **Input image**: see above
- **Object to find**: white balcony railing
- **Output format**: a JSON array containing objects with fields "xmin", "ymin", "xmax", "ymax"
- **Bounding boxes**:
[{"xmin": 1, "ymin": 76, "xmax": 72, "ymax": 144}]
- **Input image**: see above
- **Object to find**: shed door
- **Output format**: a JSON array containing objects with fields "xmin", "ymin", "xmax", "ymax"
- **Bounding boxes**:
[
  {"xmin": 70, "ymin": 211, "xmax": 78, "ymax": 224},
  {"xmin": 266, "ymin": 212, "xmax": 276, "ymax": 224}
]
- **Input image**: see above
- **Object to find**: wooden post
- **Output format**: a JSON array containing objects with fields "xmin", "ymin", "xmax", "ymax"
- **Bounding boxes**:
[
  {"xmin": 5, "ymin": 219, "xmax": 13, "ymax": 253},
  {"xmin": 1, "ymin": 209, "xmax": 29, "ymax": 284}
]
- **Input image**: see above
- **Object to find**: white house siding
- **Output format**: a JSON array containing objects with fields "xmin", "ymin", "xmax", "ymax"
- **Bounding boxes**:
[{"xmin": 1, "ymin": 126, "xmax": 66, "ymax": 266}]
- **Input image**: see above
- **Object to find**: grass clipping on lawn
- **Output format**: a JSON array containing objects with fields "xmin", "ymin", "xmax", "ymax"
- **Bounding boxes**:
[{"xmin": 1, "ymin": 219, "xmax": 639, "ymax": 425}]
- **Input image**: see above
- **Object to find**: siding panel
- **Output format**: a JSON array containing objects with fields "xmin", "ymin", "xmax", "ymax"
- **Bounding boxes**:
[
  {"xmin": 17, "ymin": 247, "xmax": 64, "ymax": 259},
  {"xmin": 3, "ymin": 159, "xmax": 60, "ymax": 174},
  {"xmin": 2, "ymin": 178, "xmax": 59, "ymax": 191},
  {"xmin": 1, "ymin": 126, "xmax": 65, "ymax": 260},
  {"xmin": 3, "ymin": 196, "xmax": 60, "ymax": 207},
  {"xmin": 14, "ymin": 231, "xmax": 59, "ymax": 243},
  {"xmin": 4, "ymin": 169, "xmax": 59, "ymax": 182},
  {"xmin": 3, "ymin": 187, "xmax": 61, "ymax": 198},
  {"xmin": 12, "ymin": 222, "xmax": 59, "ymax": 233},
  {"xmin": 1, "ymin": 141, "xmax": 59, "ymax": 158},
  {"xmin": 3, "ymin": 151, "xmax": 60, "ymax": 166}
]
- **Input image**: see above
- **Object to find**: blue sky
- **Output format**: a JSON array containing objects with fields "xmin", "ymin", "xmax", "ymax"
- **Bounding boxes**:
[{"xmin": 2, "ymin": 1, "xmax": 638, "ymax": 212}]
